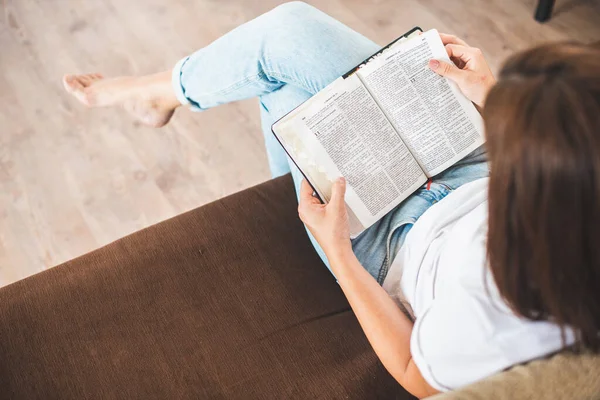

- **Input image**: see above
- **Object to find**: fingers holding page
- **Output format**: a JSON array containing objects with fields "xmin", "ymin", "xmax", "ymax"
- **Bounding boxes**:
[
  {"xmin": 438, "ymin": 33, "xmax": 469, "ymax": 47},
  {"xmin": 445, "ymin": 44, "xmax": 483, "ymax": 64},
  {"xmin": 436, "ymin": 33, "xmax": 470, "ymax": 68}
]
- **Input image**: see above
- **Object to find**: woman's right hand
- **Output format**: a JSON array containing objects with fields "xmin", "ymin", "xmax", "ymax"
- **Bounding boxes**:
[{"xmin": 428, "ymin": 33, "xmax": 496, "ymax": 109}]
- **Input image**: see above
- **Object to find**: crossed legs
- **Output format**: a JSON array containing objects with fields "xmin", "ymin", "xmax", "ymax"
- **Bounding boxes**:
[
  {"xmin": 63, "ymin": 1, "xmax": 378, "ymax": 144},
  {"xmin": 63, "ymin": 1, "xmax": 380, "ymax": 273}
]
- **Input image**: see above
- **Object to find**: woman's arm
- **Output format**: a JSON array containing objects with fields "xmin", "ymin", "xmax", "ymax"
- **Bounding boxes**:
[
  {"xmin": 297, "ymin": 179, "xmax": 438, "ymax": 399},
  {"xmin": 328, "ymin": 248, "xmax": 439, "ymax": 398},
  {"xmin": 296, "ymin": 34, "xmax": 495, "ymax": 398}
]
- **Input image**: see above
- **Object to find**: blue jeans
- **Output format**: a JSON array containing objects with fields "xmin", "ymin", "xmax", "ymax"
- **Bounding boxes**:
[{"xmin": 171, "ymin": 2, "xmax": 489, "ymax": 283}]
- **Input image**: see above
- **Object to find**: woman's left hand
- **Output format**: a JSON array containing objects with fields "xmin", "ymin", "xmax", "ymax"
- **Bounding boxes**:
[{"xmin": 298, "ymin": 178, "xmax": 352, "ymax": 259}]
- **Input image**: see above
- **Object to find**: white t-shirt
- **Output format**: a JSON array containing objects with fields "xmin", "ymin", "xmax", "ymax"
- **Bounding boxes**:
[{"xmin": 382, "ymin": 177, "xmax": 573, "ymax": 392}]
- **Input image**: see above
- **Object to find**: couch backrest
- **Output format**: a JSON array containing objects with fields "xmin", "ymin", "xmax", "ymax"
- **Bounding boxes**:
[
  {"xmin": 1, "ymin": 174, "xmax": 598, "ymax": 399},
  {"xmin": 0, "ymin": 175, "xmax": 413, "ymax": 400}
]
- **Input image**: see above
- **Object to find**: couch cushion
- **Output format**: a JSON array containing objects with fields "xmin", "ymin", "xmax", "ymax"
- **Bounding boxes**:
[
  {"xmin": 431, "ymin": 351, "xmax": 600, "ymax": 400},
  {"xmin": 0, "ymin": 175, "xmax": 412, "ymax": 399}
]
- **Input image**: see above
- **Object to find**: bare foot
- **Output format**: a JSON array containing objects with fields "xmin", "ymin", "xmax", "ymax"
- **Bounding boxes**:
[{"xmin": 62, "ymin": 72, "xmax": 179, "ymax": 128}]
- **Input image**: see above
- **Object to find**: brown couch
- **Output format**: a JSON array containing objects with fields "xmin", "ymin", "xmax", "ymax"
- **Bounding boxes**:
[{"xmin": 1, "ymin": 175, "xmax": 598, "ymax": 399}]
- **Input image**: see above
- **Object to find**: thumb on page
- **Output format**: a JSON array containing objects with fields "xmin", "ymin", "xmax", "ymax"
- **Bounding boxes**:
[
  {"xmin": 329, "ymin": 177, "xmax": 347, "ymax": 210},
  {"xmin": 428, "ymin": 59, "xmax": 464, "ymax": 83}
]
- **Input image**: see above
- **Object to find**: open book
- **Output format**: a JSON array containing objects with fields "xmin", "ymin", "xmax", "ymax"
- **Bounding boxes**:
[{"xmin": 272, "ymin": 28, "xmax": 485, "ymax": 237}]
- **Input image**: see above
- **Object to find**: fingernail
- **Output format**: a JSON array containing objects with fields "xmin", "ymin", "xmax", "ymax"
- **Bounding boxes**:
[
  {"xmin": 429, "ymin": 60, "xmax": 440, "ymax": 69},
  {"xmin": 337, "ymin": 177, "xmax": 345, "ymax": 184}
]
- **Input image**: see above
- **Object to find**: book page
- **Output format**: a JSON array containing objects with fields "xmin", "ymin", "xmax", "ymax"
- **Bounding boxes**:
[
  {"xmin": 272, "ymin": 75, "xmax": 427, "ymax": 235},
  {"xmin": 357, "ymin": 29, "xmax": 485, "ymax": 177}
]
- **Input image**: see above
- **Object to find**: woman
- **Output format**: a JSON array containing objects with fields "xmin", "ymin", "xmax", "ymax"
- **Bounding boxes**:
[{"xmin": 62, "ymin": 2, "xmax": 600, "ymax": 397}]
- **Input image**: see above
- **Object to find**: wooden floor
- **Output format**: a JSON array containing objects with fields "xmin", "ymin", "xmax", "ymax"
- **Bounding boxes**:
[{"xmin": 1, "ymin": 0, "xmax": 599, "ymax": 287}]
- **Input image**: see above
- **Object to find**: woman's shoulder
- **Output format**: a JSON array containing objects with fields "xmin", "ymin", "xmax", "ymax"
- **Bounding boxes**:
[{"xmin": 411, "ymin": 262, "xmax": 574, "ymax": 392}]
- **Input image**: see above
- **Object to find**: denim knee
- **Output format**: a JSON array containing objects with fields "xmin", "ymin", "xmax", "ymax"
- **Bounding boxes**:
[
  {"xmin": 268, "ymin": 1, "xmax": 323, "ymax": 23},
  {"xmin": 257, "ymin": 2, "xmax": 379, "ymax": 94}
]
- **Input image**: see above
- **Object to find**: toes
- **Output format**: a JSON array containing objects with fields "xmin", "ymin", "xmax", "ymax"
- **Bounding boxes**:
[
  {"xmin": 63, "ymin": 74, "xmax": 98, "ymax": 106},
  {"xmin": 63, "ymin": 74, "xmax": 84, "ymax": 93},
  {"xmin": 79, "ymin": 75, "xmax": 94, "ymax": 85},
  {"xmin": 62, "ymin": 74, "xmax": 73, "ymax": 89},
  {"xmin": 83, "ymin": 73, "xmax": 104, "ymax": 82},
  {"xmin": 63, "ymin": 73, "xmax": 103, "ymax": 91}
]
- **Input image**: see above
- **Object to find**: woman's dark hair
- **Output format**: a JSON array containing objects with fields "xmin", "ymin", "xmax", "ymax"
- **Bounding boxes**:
[{"xmin": 484, "ymin": 42, "xmax": 600, "ymax": 351}]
